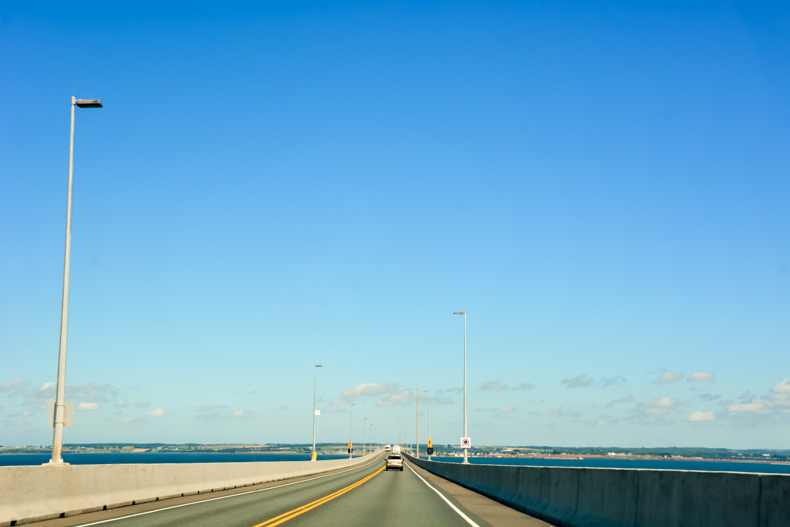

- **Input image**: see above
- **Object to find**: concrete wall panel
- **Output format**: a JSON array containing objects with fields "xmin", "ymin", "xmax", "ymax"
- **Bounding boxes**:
[{"xmin": 0, "ymin": 454, "xmax": 376, "ymax": 526}]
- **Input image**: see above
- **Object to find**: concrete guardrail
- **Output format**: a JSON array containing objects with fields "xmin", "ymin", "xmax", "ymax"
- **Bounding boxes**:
[
  {"xmin": 406, "ymin": 454, "xmax": 790, "ymax": 527},
  {"xmin": 0, "ymin": 453, "xmax": 379, "ymax": 526}
]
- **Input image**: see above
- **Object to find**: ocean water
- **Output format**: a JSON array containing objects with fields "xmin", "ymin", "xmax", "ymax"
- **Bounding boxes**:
[
  {"xmin": 0, "ymin": 452, "xmax": 350, "ymax": 467},
  {"xmin": 435, "ymin": 456, "xmax": 790, "ymax": 474},
  {"xmin": 2, "ymin": 452, "xmax": 788, "ymax": 474}
]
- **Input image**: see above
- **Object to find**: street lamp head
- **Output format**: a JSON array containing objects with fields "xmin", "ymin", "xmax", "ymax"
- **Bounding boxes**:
[
  {"xmin": 453, "ymin": 311, "xmax": 465, "ymax": 315},
  {"xmin": 315, "ymin": 364, "xmax": 322, "ymax": 368},
  {"xmin": 75, "ymin": 99, "xmax": 103, "ymax": 108}
]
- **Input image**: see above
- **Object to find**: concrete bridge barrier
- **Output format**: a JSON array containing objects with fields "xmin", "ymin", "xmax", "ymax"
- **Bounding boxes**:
[
  {"xmin": 406, "ymin": 455, "xmax": 790, "ymax": 527},
  {"xmin": 0, "ymin": 453, "xmax": 378, "ymax": 526}
]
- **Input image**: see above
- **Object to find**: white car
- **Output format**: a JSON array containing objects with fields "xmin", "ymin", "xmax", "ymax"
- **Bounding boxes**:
[{"xmin": 385, "ymin": 454, "xmax": 403, "ymax": 471}]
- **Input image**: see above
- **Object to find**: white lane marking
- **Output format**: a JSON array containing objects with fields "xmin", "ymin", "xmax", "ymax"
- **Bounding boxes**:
[
  {"xmin": 72, "ymin": 457, "xmax": 384, "ymax": 527},
  {"xmin": 406, "ymin": 462, "xmax": 481, "ymax": 527}
]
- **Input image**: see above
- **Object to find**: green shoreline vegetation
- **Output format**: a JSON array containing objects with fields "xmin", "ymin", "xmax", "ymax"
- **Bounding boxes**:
[{"xmin": 1, "ymin": 444, "xmax": 788, "ymax": 463}]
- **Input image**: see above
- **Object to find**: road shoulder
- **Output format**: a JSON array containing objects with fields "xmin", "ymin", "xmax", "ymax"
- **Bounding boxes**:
[{"xmin": 406, "ymin": 460, "xmax": 553, "ymax": 527}]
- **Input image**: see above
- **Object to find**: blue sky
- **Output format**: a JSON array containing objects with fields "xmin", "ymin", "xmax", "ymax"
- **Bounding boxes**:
[{"xmin": 1, "ymin": 1, "xmax": 789, "ymax": 450}]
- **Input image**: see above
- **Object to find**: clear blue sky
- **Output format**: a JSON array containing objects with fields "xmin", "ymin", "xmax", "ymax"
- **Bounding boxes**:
[{"xmin": 2, "ymin": 0, "xmax": 789, "ymax": 450}]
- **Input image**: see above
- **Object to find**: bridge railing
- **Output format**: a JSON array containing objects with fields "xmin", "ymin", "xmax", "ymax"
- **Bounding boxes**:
[
  {"xmin": 0, "ymin": 453, "xmax": 381, "ymax": 527},
  {"xmin": 406, "ymin": 454, "xmax": 790, "ymax": 527}
]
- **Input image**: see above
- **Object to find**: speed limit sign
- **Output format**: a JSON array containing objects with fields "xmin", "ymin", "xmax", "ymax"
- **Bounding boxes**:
[{"xmin": 461, "ymin": 437, "xmax": 471, "ymax": 449}]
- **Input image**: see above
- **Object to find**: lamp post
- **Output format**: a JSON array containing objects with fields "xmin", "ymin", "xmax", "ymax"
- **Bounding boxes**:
[
  {"xmin": 312, "ymin": 364, "xmax": 322, "ymax": 461},
  {"xmin": 50, "ymin": 96, "xmax": 102, "ymax": 465},
  {"xmin": 424, "ymin": 389, "xmax": 431, "ymax": 460},
  {"xmin": 453, "ymin": 310, "xmax": 468, "ymax": 464},
  {"xmin": 363, "ymin": 417, "xmax": 367, "ymax": 456},
  {"xmin": 348, "ymin": 403, "xmax": 355, "ymax": 459},
  {"xmin": 416, "ymin": 386, "xmax": 420, "ymax": 459}
]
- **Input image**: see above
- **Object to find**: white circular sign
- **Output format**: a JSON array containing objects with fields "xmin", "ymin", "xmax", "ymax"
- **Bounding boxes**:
[{"xmin": 461, "ymin": 437, "xmax": 471, "ymax": 448}]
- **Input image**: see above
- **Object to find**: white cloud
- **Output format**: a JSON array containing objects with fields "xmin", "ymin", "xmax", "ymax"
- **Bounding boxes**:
[
  {"xmin": 515, "ymin": 383, "xmax": 535, "ymax": 391},
  {"xmin": 332, "ymin": 383, "xmax": 414, "ymax": 407},
  {"xmin": 77, "ymin": 402, "xmax": 99, "ymax": 410},
  {"xmin": 771, "ymin": 378, "xmax": 790, "ymax": 394},
  {"xmin": 481, "ymin": 381, "xmax": 507, "ymax": 392},
  {"xmin": 39, "ymin": 382, "xmax": 56, "ymax": 392},
  {"xmin": 0, "ymin": 379, "xmax": 27, "ymax": 395},
  {"xmin": 769, "ymin": 379, "xmax": 790, "ymax": 411},
  {"xmin": 641, "ymin": 396, "xmax": 679, "ymax": 415},
  {"xmin": 688, "ymin": 411, "xmax": 715, "ymax": 422},
  {"xmin": 659, "ymin": 371, "xmax": 684, "ymax": 383},
  {"xmin": 688, "ymin": 372, "xmax": 715, "ymax": 382},
  {"xmin": 501, "ymin": 406, "xmax": 515, "ymax": 413},
  {"xmin": 562, "ymin": 375, "xmax": 594, "ymax": 388},
  {"xmin": 728, "ymin": 400, "xmax": 770, "ymax": 415},
  {"xmin": 148, "ymin": 408, "xmax": 166, "ymax": 417}
]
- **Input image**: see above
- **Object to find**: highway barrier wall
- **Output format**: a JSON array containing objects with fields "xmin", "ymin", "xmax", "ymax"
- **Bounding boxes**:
[
  {"xmin": 406, "ymin": 455, "xmax": 790, "ymax": 527},
  {"xmin": 0, "ymin": 453, "xmax": 380, "ymax": 526}
]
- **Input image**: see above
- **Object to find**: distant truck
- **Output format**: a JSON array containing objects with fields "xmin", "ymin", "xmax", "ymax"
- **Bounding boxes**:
[
  {"xmin": 384, "ymin": 445, "xmax": 391, "ymax": 452},
  {"xmin": 392, "ymin": 445, "xmax": 401, "ymax": 455}
]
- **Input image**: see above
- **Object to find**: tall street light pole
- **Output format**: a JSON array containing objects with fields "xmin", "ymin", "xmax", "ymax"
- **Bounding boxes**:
[
  {"xmin": 50, "ymin": 96, "xmax": 102, "ymax": 465},
  {"xmin": 424, "ymin": 389, "xmax": 431, "ymax": 460},
  {"xmin": 312, "ymin": 364, "xmax": 322, "ymax": 461},
  {"xmin": 363, "ymin": 417, "xmax": 367, "ymax": 456},
  {"xmin": 416, "ymin": 386, "xmax": 420, "ymax": 459},
  {"xmin": 453, "ymin": 310, "xmax": 468, "ymax": 464},
  {"xmin": 348, "ymin": 403, "xmax": 355, "ymax": 459}
]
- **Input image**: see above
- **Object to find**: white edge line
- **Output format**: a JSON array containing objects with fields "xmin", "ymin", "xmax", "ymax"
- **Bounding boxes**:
[
  {"xmin": 73, "ymin": 456, "xmax": 383, "ymax": 527},
  {"xmin": 406, "ymin": 462, "xmax": 481, "ymax": 527}
]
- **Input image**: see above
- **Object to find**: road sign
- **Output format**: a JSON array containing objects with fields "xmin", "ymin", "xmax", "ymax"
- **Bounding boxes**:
[
  {"xmin": 461, "ymin": 437, "xmax": 471, "ymax": 449},
  {"xmin": 427, "ymin": 439, "xmax": 433, "ymax": 448}
]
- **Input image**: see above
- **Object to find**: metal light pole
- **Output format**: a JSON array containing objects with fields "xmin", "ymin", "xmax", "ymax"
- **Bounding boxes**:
[
  {"xmin": 453, "ymin": 310, "xmax": 468, "ymax": 464},
  {"xmin": 312, "ymin": 364, "xmax": 322, "ymax": 461},
  {"xmin": 348, "ymin": 403, "xmax": 355, "ymax": 459},
  {"xmin": 363, "ymin": 417, "xmax": 367, "ymax": 456},
  {"xmin": 416, "ymin": 386, "xmax": 420, "ymax": 459},
  {"xmin": 50, "ymin": 96, "xmax": 102, "ymax": 465},
  {"xmin": 424, "ymin": 389, "xmax": 431, "ymax": 460}
]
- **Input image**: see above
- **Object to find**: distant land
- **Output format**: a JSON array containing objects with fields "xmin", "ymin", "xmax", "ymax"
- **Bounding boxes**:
[{"xmin": 2, "ymin": 443, "xmax": 788, "ymax": 463}]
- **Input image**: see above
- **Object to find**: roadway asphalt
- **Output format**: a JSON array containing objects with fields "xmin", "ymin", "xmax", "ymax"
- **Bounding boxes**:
[{"xmin": 32, "ymin": 456, "xmax": 552, "ymax": 527}]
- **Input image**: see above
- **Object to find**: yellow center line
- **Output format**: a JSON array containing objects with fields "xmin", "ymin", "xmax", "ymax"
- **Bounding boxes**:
[{"xmin": 252, "ymin": 466, "xmax": 385, "ymax": 527}]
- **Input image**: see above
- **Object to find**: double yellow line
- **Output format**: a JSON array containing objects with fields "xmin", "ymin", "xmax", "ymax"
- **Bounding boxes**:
[{"xmin": 253, "ymin": 466, "xmax": 386, "ymax": 526}]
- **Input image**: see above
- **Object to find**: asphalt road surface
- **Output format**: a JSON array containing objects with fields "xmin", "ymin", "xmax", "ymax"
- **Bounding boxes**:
[{"xmin": 33, "ymin": 456, "xmax": 552, "ymax": 527}]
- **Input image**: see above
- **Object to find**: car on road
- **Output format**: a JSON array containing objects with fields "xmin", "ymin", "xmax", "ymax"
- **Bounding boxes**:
[{"xmin": 385, "ymin": 454, "xmax": 403, "ymax": 471}]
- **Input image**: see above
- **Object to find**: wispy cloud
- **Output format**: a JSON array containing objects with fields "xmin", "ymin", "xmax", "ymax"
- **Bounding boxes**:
[
  {"xmin": 515, "ymin": 383, "xmax": 535, "ymax": 391},
  {"xmin": 0, "ymin": 379, "xmax": 27, "ymax": 396},
  {"xmin": 77, "ymin": 402, "xmax": 100, "ymax": 410},
  {"xmin": 332, "ymin": 383, "xmax": 414, "ymax": 407},
  {"xmin": 727, "ymin": 379, "xmax": 790, "ymax": 418},
  {"xmin": 562, "ymin": 375, "xmax": 594, "ymax": 388},
  {"xmin": 148, "ymin": 408, "xmax": 166, "ymax": 417},
  {"xmin": 688, "ymin": 372, "xmax": 715, "ymax": 383},
  {"xmin": 658, "ymin": 371, "xmax": 684, "ymax": 383},
  {"xmin": 600, "ymin": 376, "xmax": 627, "ymax": 388},
  {"xmin": 606, "ymin": 395, "xmax": 635, "ymax": 408},
  {"xmin": 728, "ymin": 400, "xmax": 770, "ymax": 415},
  {"xmin": 640, "ymin": 396, "xmax": 679, "ymax": 415},
  {"xmin": 480, "ymin": 381, "xmax": 507, "ymax": 392},
  {"xmin": 688, "ymin": 411, "xmax": 715, "ymax": 422}
]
